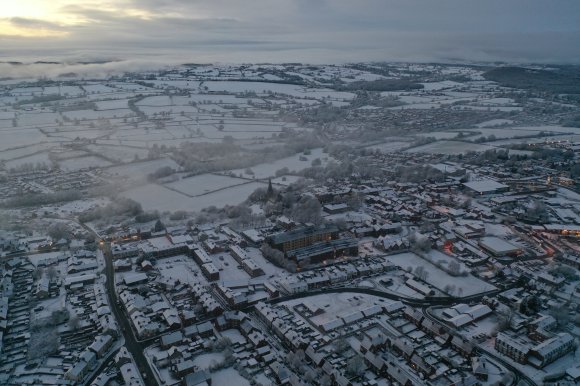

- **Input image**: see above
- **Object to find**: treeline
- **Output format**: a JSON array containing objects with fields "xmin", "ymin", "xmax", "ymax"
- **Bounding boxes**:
[
  {"xmin": 78, "ymin": 198, "xmax": 142, "ymax": 223},
  {"xmin": 57, "ymin": 101, "xmax": 97, "ymax": 112},
  {"xmin": 300, "ymin": 105, "xmax": 347, "ymax": 124},
  {"xmin": 395, "ymin": 165, "xmax": 446, "ymax": 183},
  {"xmin": 2, "ymin": 190, "xmax": 81, "ymax": 208},
  {"xmin": 15, "ymin": 94, "xmax": 64, "ymax": 106},
  {"xmin": 148, "ymin": 166, "xmax": 176, "ymax": 181},
  {"xmin": 337, "ymin": 79, "xmax": 424, "ymax": 92},
  {"xmin": 502, "ymin": 145, "xmax": 574, "ymax": 160},
  {"xmin": 484, "ymin": 66, "xmax": 580, "ymax": 94}
]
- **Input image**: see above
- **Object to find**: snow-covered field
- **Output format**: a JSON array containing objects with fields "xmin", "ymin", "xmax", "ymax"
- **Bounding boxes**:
[
  {"xmin": 165, "ymin": 174, "xmax": 249, "ymax": 197},
  {"xmin": 4, "ymin": 152, "xmax": 51, "ymax": 169},
  {"xmin": 105, "ymin": 158, "xmax": 182, "ymax": 182},
  {"xmin": 193, "ymin": 352, "xmax": 225, "ymax": 370},
  {"xmin": 406, "ymin": 140, "xmax": 498, "ymax": 155},
  {"xmin": 228, "ymin": 148, "xmax": 333, "ymax": 179},
  {"xmin": 122, "ymin": 181, "xmax": 267, "ymax": 212},
  {"xmin": 364, "ymin": 141, "xmax": 411, "ymax": 153},
  {"xmin": 0, "ymin": 128, "xmax": 50, "ymax": 151},
  {"xmin": 59, "ymin": 156, "xmax": 112, "ymax": 171},
  {"xmin": 475, "ymin": 119, "xmax": 514, "ymax": 128},
  {"xmin": 417, "ymin": 131, "xmax": 465, "ymax": 140},
  {"xmin": 387, "ymin": 251, "xmax": 496, "ymax": 296}
]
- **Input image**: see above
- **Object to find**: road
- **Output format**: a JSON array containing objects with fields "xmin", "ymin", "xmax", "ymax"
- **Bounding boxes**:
[
  {"xmin": 268, "ymin": 284, "xmax": 507, "ymax": 308},
  {"xmin": 101, "ymin": 241, "xmax": 158, "ymax": 386}
]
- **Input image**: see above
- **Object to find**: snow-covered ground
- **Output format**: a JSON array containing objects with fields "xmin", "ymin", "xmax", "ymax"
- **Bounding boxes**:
[
  {"xmin": 121, "ymin": 180, "xmax": 267, "ymax": 212},
  {"xmin": 387, "ymin": 251, "xmax": 496, "ymax": 296},
  {"xmin": 165, "ymin": 174, "xmax": 249, "ymax": 197},
  {"xmin": 211, "ymin": 368, "xmax": 251, "ymax": 386},
  {"xmin": 228, "ymin": 148, "xmax": 334, "ymax": 179}
]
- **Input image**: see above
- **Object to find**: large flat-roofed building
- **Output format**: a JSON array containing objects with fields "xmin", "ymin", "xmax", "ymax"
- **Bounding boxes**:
[
  {"xmin": 268, "ymin": 224, "xmax": 339, "ymax": 253},
  {"xmin": 287, "ymin": 238, "xmax": 359, "ymax": 264},
  {"xmin": 201, "ymin": 263, "xmax": 220, "ymax": 281},
  {"xmin": 479, "ymin": 237, "xmax": 522, "ymax": 257},
  {"xmin": 528, "ymin": 333, "xmax": 575, "ymax": 368},
  {"xmin": 463, "ymin": 179, "xmax": 509, "ymax": 195},
  {"xmin": 495, "ymin": 333, "xmax": 531, "ymax": 363}
]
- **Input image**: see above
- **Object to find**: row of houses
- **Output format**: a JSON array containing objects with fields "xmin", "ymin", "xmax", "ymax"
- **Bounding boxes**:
[
  {"xmin": 277, "ymin": 257, "xmax": 394, "ymax": 294},
  {"xmin": 495, "ymin": 331, "xmax": 575, "ymax": 368},
  {"xmin": 64, "ymin": 334, "xmax": 114, "ymax": 382},
  {"xmin": 229, "ymin": 245, "xmax": 265, "ymax": 278}
]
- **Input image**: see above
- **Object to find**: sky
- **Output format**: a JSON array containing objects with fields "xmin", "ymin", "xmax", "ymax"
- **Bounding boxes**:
[{"xmin": 0, "ymin": 0, "xmax": 579, "ymax": 67}]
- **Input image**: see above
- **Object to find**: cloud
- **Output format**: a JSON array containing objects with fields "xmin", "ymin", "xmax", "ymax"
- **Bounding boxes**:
[
  {"xmin": 9, "ymin": 17, "xmax": 65, "ymax": 30},
  {"xmin": 1, "ymin": 0, "xmax": 579, "ymax": 66}
]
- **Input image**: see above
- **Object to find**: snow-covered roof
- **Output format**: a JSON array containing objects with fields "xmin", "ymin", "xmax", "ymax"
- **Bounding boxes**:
[
  {"xmin": 479, "ymin": 237, "xmax": 520, "ymax": 255},
  {"xmin": 463, "ymin": 179, "xmax": 508, "ymax": 193}
]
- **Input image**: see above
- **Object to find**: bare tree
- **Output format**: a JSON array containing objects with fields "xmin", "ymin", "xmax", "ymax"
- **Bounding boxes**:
[
  {"xmin": 448, "ymin": 260, "xmax": 461, "ymax": 276},
  {"xmin": 549, "ymin": 305, "xmax": 570, "ymax": 330},
  {"xmin": 334, "ymin": 337, "xmax": 349, "ymax": 353},
  {"xmin": 69, "ymin": 316, "xmax": 81, "ymax": 331},
  {"xmin": 346, "ymin": 355, "xmax": 365, "ymax": 377},
  {"xmin": 33, "ymin": 267, "xmax": 44, "ymax": 280},
  {"xmin": 497, "ymin": 307, "xmax": 515, "ymax": 331},
  {"xmin": 47, "ymin": 266, "xmax": 58, "ymax": 280},
  {"xmin": 414, "ymin": 265, "xmax": 429, "ymax": 281},
  {"xmin": 444, "ymin": 284, "xmax": 456, "ymax": 296},
  {"xmin": 48, "ymin": 223, "xmax": 69, "ymax": 241}
]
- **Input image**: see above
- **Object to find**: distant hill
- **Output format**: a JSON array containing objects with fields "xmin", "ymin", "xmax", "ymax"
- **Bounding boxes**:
[{"xmin": 484, "ymin": 66, "xmax": 580, "ymax": 94}]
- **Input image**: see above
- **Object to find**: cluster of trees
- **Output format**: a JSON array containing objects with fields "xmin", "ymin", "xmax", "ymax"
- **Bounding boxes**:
[
  {"xmin": 2, "ymin": 190, "xmax": 81, "ymax": 208},
  {"xmin": 283, "ymin": 348, "xmax": 336, "ymax": 386},
  {"xmin": 484, "ymin": 66, "xmax": 580, "ymax": 95},
  {"xmin": 134, "ymin": 211, "xmax": 160, "ymax": 223},
  {"xmin": 170, "ymin": 141, "xmax": 299, "ymax": 175},
  {"xmin": 33, "ymin": 266, "xmax": 58, "ymax": 281},
  {"xmin": 394, "ymin": 165, "xmax": 445, "ymax": 183},
  {"xmin": 345, "ymin": 355, "xmax": 365, "ymax": 377},
  {"xmin": 302, "ymin": 160, "xmax": 354, "ymax": 182},
  {"xmin": 443, "ymin": 284, "xmax": 459, "ymax": 296},
  {"xmin": 549, "ymin": 265, "xmax": 579, "ymax": 281},
  {"xmin": 447, "ymin": 260, "xmax": 467, "ymax": 277},
  {"xmin": 413, "ymin": 265, "xmax": 429, "ymax": 281},
  {"xmin": 409, "ymin": 136, "xmax": 437, "ymax": 148},
  {"xmin": 473, "ymin": 134, "xmax": 497, "ymax": 143},
  {"xmin": 7, "ymin": 162, "xmax": 51, "ymax": 174},
  {"xmin": 350, "ymin": 91, "xmax": 405, "ymax": 109},
  {"xmin": 458, "ymin": 149, "xmax": 512, "ymax": 165},
  {"xmin": 409, "ymin": 232, "xmax": 431, "ymax": 253},
  {"xmin": 571, "ymin": 163, "xmax": 580, "ymax": 180},
  {"xmin": 260, "ymin": 243, "xmax": 297, "ymax": 272},
  {"xmin": 148, "ymin": 166, "xmax": 176, "ymax": 181},
  {"xmin": 519, "ymin": 295, "xmax": 542, "ymax": 316},
  {"xmin": 78, "ymin": 197, "xmax": 142, "ymax": 223},
  {"xmin": 496, "ymin": 307, "xmax": 515, "ymax": 331},
  {"xmin": 28, "ymin": 323, "xmax": 59, "ymax": 360},
  {"xmin": 299, "ymin": 104, "xmax": 347, "ymax": 125},
  {"xmin": 169, "ymin": 210, "xmax": 188, "ymax": 221},
  {"xmin": 287, "ymin": 195, "xmax": 322, "ymax": 224},
  {"xmin": 48, "ymin": 223, "xmax": 70, "ymax": 241},
  {"xmin": 525, "ymin": 200, "xmax": 550, "ymax": 223}
]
